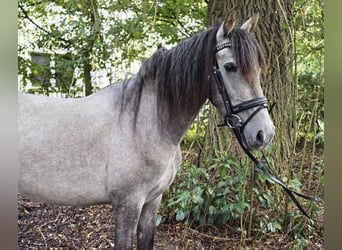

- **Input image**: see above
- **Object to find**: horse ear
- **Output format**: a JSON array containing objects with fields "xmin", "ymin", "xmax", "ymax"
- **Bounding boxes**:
[
  {"xmin": 223, "ymin": 12, "xmax": 235, "ymax": 36},
  {"xmin": 217, "ymin": 11, "xmax": 235, "ymax": 40},
  {"xmin": 241, "ymin": 13, "xmax": 259, "ymax": 33}
]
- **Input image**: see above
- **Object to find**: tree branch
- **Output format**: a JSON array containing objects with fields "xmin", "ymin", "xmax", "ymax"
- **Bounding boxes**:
[{"xmin": 18, "ymin": 4, "xmax": 72, "ymax": 47}]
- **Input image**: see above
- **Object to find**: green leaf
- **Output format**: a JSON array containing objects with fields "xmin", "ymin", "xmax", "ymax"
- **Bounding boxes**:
[{"xmin": 209, "ymin": 205, "xmax": 216, "ymax": 215}]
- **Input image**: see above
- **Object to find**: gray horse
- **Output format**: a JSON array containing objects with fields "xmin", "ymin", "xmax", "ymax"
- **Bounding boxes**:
[{"xmin": 18, "ymin": 13, "xmax": 274, "ymax": 249}]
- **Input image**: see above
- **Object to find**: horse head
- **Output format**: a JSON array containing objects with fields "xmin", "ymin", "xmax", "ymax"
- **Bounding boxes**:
[{"xmin": 210, "ymin": 13, "xmax": 275, "ymax": 150}]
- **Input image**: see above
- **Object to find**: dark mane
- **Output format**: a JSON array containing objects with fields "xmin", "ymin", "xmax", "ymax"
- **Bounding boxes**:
[
  {"xmin": 121, "ymin": 24, "xmax": 267, "ymax": 129},
  {"xmin": 156, "ymin": 26, "xmax": 219, "ymax": 126},
  {"xmin": 122, "ymin": 26, "xmax": 219, "ymax": 128},
  {"xmin": 229, "ymin": 27, "xmax": 267, "ymax": 82}
]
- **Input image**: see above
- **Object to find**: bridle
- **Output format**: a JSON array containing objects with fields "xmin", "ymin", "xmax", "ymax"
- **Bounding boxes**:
[
  {"xmin": 213, "ymin": 41, "xmax": 270, "ymax": 149},
  {"xmin": 214, "ymin": 63, "xmax": 268, "ymax": 132},
  {"xmin": 212, "ymin": 42, "xmax": 322, "ymax": 220}
]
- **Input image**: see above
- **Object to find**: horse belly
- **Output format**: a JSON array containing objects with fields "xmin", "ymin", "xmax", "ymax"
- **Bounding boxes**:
[
  {"xmin": 19, "ymin": 157, "xmax": 110, "ymax": 206},
  {"xmin": 18, "ymin": 143, "xmax": 110, "ymax": 206},
  {"xmin": 18, "ymin": 95, "xmax": 114, "ymax": 206}
]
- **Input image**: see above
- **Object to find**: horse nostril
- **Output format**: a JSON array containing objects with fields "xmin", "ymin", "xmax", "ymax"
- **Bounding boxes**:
[{"xmin": 256, "ymin": 130, "xmax": 265, "ymax": 145}]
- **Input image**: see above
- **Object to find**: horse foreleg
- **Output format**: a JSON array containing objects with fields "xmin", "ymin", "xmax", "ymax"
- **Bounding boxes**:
[
  {"xmin": 113, "ymin": 201, "xmax": 142, "ymax": 250},
  {"xmin": 137, "ymin": 195, "xmax": 162, "ymax": 250}
]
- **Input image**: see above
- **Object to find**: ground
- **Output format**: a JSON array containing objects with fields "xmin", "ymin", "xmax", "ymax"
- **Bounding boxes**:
[{"xmin": 18, "ymin": 193, "xmax": 323, "ymax": 249}]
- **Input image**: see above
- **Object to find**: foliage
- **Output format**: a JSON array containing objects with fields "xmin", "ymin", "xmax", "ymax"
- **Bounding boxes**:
[
  {"xmin": 165, "ymin": 155, "xmax": 250, "ymax": 227},
  {"xmin": 18, "ymin": 0, "xmax": 207, "ymax": 96},
  {"xmin": 163, "ymin": 150, "xmax": 275, "ymax": 229},
  {"xmin": 294, "ymin": 0, "xmax": 324, "ymax": 143},
  {"xmin": 160, "ymin": 149, "xmax": 323, "ymax": 246}
]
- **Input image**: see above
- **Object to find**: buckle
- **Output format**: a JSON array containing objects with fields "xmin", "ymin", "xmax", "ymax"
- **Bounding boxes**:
[{"xmin": 226, "ymin": 114, "xmax": 242, "ymax": 129}]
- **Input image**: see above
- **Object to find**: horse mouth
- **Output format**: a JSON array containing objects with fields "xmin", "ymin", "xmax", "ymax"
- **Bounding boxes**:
[
  {"xmin": 248, "ymin": 142, "xmax": 267, "ymax": 151},
  {"xmin": 242, "ymin": 131, "xmax": 273, "ymax": 151}
]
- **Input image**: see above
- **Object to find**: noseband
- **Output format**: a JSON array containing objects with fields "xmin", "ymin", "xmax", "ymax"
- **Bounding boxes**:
[{"xmin": 212, "ymin": 42, "xmax": 322, "ymax": 220}]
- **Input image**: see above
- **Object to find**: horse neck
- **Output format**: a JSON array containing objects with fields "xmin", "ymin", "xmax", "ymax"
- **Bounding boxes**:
[
  {"xmin": 135, "ymin": 79, "xmax": 202, "ymax": 145},
  {"xmin": 133, "ymin": 28, "xmax": 217, "ymax": 144},
  {"xmin": 165, "ymin": 107, "xmax": 203, "ymax": 145},
  {"xmin": 158, "ymin": 87, "xmax": 207, "ymax": 144},
  {"xmin": 154, "ymin": 47, "xmax": 214, "ymax": 142}
]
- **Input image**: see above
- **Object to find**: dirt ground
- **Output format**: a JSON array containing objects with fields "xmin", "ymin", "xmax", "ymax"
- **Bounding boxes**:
[{"xmin": 18, "ymin": 193, "xmax": 323, "ymax": 249}]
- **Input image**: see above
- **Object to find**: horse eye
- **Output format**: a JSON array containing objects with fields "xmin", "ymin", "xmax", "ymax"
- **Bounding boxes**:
[{"xmin": 224, "ymin": 62, "xmax": 237, "ymax": 72}]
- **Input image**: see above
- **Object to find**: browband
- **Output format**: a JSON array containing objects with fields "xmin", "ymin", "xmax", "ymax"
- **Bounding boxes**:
[{"xmin": 216, "ymin": 42, "xmax": 231, "ymax": 52}]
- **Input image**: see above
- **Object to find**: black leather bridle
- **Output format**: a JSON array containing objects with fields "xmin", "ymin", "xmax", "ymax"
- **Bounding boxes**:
[
  {"xmin": 213, "ymin": 42, "xmax": 322, "ymax": 220},
  {"xmin": 213, "ymin": 41, "xmax": 269, "ymax": 149},
  {"xmin": 213, "ymin": 63, "xmax": 268, "ymax": 138}
]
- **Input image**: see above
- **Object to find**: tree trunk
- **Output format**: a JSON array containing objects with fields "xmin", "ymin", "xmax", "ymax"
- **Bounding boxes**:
[
  {"xmin": 205, "ymin": 0, "xmax": 296, "ymax": 173},
  {"xmin": 82, "ymin": 0, "xmax": 101, "ymax": 96}
]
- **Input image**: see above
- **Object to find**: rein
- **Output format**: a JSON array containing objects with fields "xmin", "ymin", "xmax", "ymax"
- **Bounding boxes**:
[{"xmin": 213, "ymin": 42, "xmax": 322, "ymax": 220}]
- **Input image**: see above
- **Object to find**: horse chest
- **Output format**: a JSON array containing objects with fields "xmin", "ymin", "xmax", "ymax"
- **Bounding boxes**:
[
  {"xmin": 135, "ymin": 145, "xmax": 182, "ymax": 203},
  {"xmin": 146, "ymin": 155, "xmax": 180, "ymax": 202}
]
